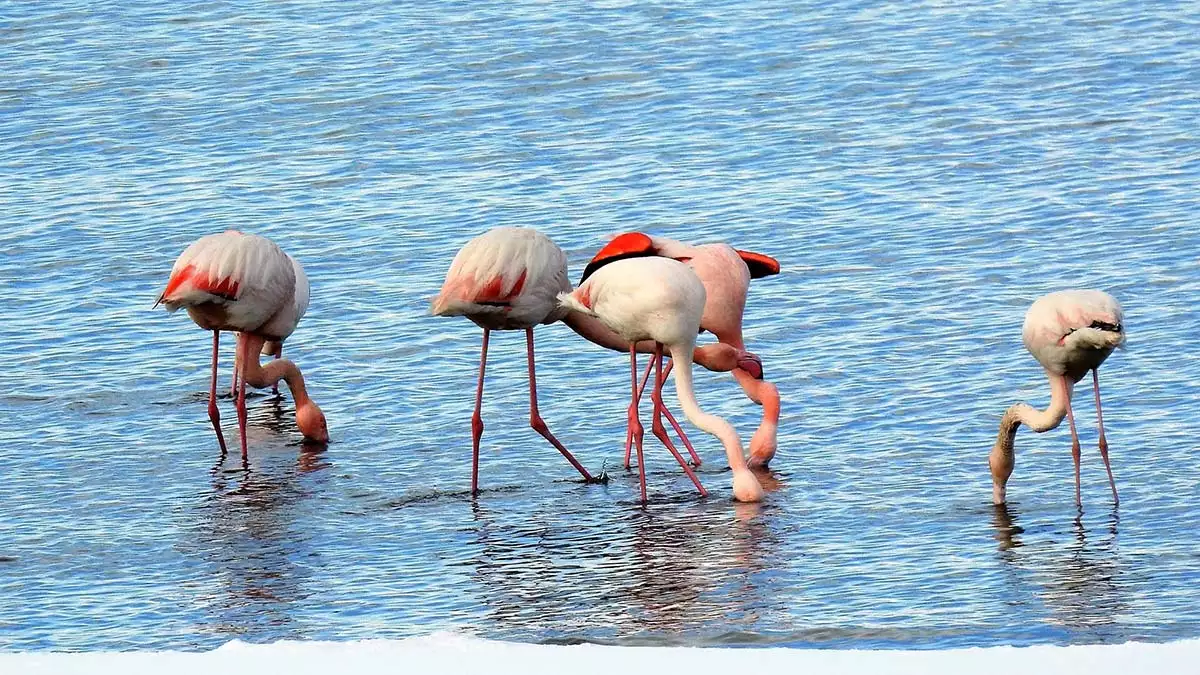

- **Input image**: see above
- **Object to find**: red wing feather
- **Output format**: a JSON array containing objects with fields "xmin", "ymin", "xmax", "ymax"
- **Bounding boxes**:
[
  {"xmin": 474, "ymin": 270, "xmax": 527, "ymax": 305},
  {"xmin": 161, "ymin": 264, "xmax": 241, "ymax": 302},
  {"xmin": 735, "ymin": 250, "xmax": 780, "ymax": 279},
  {"xmin": 579, "ymin": 232, "xmax": 655, "ymax": 283}
]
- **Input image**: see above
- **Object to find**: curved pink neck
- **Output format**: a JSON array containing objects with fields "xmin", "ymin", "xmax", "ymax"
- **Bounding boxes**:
[
  {"xmin": 667, "ymin": 344, "xmax": 750, "ymax": 474},
  {"xmin": 989, "ymin": 372, "xmax": 1073, "ymax": 502},
  {"xmin": 237, "ymin": 333, "xmax": 313, "ymax": 406}
]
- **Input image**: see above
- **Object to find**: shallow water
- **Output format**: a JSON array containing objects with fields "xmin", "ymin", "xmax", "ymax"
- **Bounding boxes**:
[{"xmin": 2, "ymin": 0, "xmax": 1199, "ymax": 652}]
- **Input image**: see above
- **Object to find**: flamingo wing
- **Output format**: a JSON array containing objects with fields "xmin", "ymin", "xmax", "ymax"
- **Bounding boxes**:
[
  {"xmin": 734, "ymin": 249, "xmax": 781, "ymax": 279},
  {"xmin": 579, "ymin": 232, "xmax": 656, "ymax": 283},
  {"xmin": 1023, "ymin": 289, "xmax": 1125, "ymax": 355},
  {"xmin": 158, "ymin": 231, "xmax": 296, "ymax": 332},
  {"xmin": 432, "ymin": 227, "xmax": 567, "ymax": 326}
]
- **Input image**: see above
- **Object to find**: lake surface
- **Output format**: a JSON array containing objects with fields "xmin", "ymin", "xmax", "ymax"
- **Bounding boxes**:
[{"xmin": 1, "ymin": 0, "xmax": 1198, "ymax": 652}]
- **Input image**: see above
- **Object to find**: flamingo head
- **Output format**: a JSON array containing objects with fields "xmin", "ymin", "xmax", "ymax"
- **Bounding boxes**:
[
  {"xmin": 297, "ymin": 400, "xmax": 329, "ymax": 443},
  {"xmin": 737, "ymin": 351, "xmax": 764, "ymax": 380}
]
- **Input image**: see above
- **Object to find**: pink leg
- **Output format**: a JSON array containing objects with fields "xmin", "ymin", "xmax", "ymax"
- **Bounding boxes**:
[
  {"xmin": 235, "ymin": 335, "xmax": 249, "ymax": 459},
  {"xmin": 657, "ymin": 359, "xmax": 701, "ymax": 467},
  {"xmin": 1093, "ymin": 369, "xmax": 1119, "ymax": 505},
  {"xmin": 471, "ymin": 329, "xmax": 490, "ymax": 495},
  {"xmin": 272, "ymin": 343, "xmax": 282, "ymax": 395},
  {"xmin": 650, "ymin": 345, "xmax": 707, "ymax": 497},
  {"xmin": 1066, "ymin": 396, "xmax": 1081, "ymax": 506},
  {"xmin": 525, "ymin": 328, "xmax": 593, "ymax": 482},
  {"xmin": 207, "ymin": 331, "xmax": 228, "ymax": 453},
  {"xmin": 625, "ymin": 357, "xmax": 654, "ymax": 469},
  {"xmin": 229, "ymin": 335, "xmax": 239, "ymax": 398},
  {"xmin": 629, "ymin": 345, "xmax": 647, "ymax": 503}
]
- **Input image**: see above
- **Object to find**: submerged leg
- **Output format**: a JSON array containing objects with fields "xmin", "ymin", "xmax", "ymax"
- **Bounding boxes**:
[
  {"xmin": 525, "ymin": 328, "xmax": 593, "ymax": 483},
  {"xmin": 650, "ymin": 345, "xmax": 706, "ymax": 497},
  {"xmin": 629, "ymin": 345, "xmax": 647, "ymax": 503},
  {"xmin": 1093, "ymin": 369, "xmax": 1119, "ymax": 505},
  {"xmin": 207, "ymin": 331, "xmax": 228, "ymax": 453},
  {"xmin": 1066, "ymin": 396, "xmax": 1081, "ymax": 506},
  {"xmin": 625, "ymin": 357, "xmax": 655, "ymax": 469},
  {"xmin": 471, "ymin": 329, "xmax": 490, "ymax": 495}
]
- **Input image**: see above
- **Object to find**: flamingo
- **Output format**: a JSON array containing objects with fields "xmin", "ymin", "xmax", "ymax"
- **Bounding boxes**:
[
  {"xmin": 156, "ymin": 230, "xmax": 328, "ymax": 456},
  {"xmin": 989, "ymin": 290, "xmax": 1125, "ymax": 506},
  {"xmin": 559, "ymin": 255, "xmax": 765, "ymax": 503},
  {"xmin": 571, "ymin": 232, "xmax": 782, "ymax": 469},
  {"xmin": 430, "ymin": 226, "xmax": 597, "ymax": 494}
]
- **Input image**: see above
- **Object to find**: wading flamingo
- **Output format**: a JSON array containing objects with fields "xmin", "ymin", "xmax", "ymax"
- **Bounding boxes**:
[
  {"xmin": 989, "ymin": 290, "xmax": 1125, "ymax": 506},
  {"xmin": 564, "ymin": 232, "xmax": 780, "ymax": 468},
  {"xmin": 431, "ymin": 227, "xmax": 597, "ymax": 494},
  {"xmin": 560, "ymin": 255, "xmax": 765, "ymax": 503},
  {"xmin": 156, "ymin": 231, "xmax": 328, "ymax": 456}
]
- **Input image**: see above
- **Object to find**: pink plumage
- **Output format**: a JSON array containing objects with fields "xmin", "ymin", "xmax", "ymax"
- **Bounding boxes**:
[
  {"xmin": 431, "ymin": 227, "xmax": 569, "ymax": 330},
  {"xmin": 1022, "ymin": 289, "xmax": 1125, "ymax": 380}
]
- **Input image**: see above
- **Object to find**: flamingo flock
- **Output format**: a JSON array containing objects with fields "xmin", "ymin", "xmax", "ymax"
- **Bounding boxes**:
[{"xmin": 158, "ymin": 227, "xmax": 1128, "ymax": 508}]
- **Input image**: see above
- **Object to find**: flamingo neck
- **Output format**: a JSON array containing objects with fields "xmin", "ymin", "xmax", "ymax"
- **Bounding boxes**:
[
  {"xmin": 236, "ymin": 333, "xmax": 327, "ymax": 441},
  {"xmin": 236, "ymin": 335, "xmax": 304, "ymax": 402},
  {"xmin": 989, "ymin": 373, "xmax": 1073, "ymax": 503},
  {"xmin": 667, "ymin": 344, "xmax": 749, "ymax": 474}
]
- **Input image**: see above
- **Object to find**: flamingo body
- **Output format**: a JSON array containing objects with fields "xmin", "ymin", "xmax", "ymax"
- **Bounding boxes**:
[
  {"xmin": 570, "ymin": 256, "xmax": 706, "ymax": 347},
  {"xmin": 1023, "ymin": 289, "xmax": 1124, "ymax": 382},
  {"xmin": 159, "ymin": 231, "xmax": 297, "ymax": 338},
  {"xmin": 432, "ymin": 226, "xmax": 569, "ymax": 330}
]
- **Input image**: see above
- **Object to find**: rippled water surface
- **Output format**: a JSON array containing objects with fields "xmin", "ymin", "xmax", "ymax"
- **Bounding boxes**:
[{"xmin": 2, "ymin": 0, "xmax": 1199, "ymax": 652}]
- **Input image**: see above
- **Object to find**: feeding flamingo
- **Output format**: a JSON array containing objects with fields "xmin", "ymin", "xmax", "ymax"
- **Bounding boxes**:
[
  {"xmin": 560, "ymin": 255, "xmax": 765, "ymax": 503},
  {"xmin": 156, "ymin": 230, "xmax": 328, "ymax": 456},
  {"xmin": 564, "ymin": 232, "xmax": 780, "ymax": 469},
  {"xmin": 430, "ymin": 226, "xmax": 598, "ymax": 494},
  {"xmin": 989, "ymin": 289, "xmax": 1125, "ymax": 506}
]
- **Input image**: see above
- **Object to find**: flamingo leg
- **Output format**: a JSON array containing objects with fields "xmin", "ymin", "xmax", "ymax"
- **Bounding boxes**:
[
  {"xmin": 624, "ymin": 357, "xmax": 654, "ymax": 469},
  {"xmin": 1093, "ymin": 369, "xmax": 1119, "ymax": 505},
  {"xmin": 207, "ymin": 330, "xmax": 228, "ymax": 453},
  {"xmin": 525, "ymin": 328, "xmax": 593, "ymax": 483},
  {"xmin": 650, "ymin": 345, "xmax": 707, "ymax": 497},
  {"xmin": 229, "ymin": 333, "xmax": 239, "ymax": 398},
  {"xmin": 1065, "ymin": 395, "xmax": 1081, "ymax": 506},
  {"xmin": 657, "ymin": 359, "xmax": 702, "ymax": 467},
  {"xmin": 471, "ymin": 329, "xmax": 490, "ymax": 495},
  {"xmin": 235, "ymin": 334, "xmax": 249, "ymax": 460},
  {"xmin": 272, "ymin": 343, "xmax": 282, "ymax": 396},
  {"xmin": 628, "ymin": 345, "xmax": 647, "ymax": 503}
]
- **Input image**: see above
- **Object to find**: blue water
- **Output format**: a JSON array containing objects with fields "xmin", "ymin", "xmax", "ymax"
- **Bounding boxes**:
[{"xmin": 2, "ymin": 0, "xmax": 1199, "ymax": 652}]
